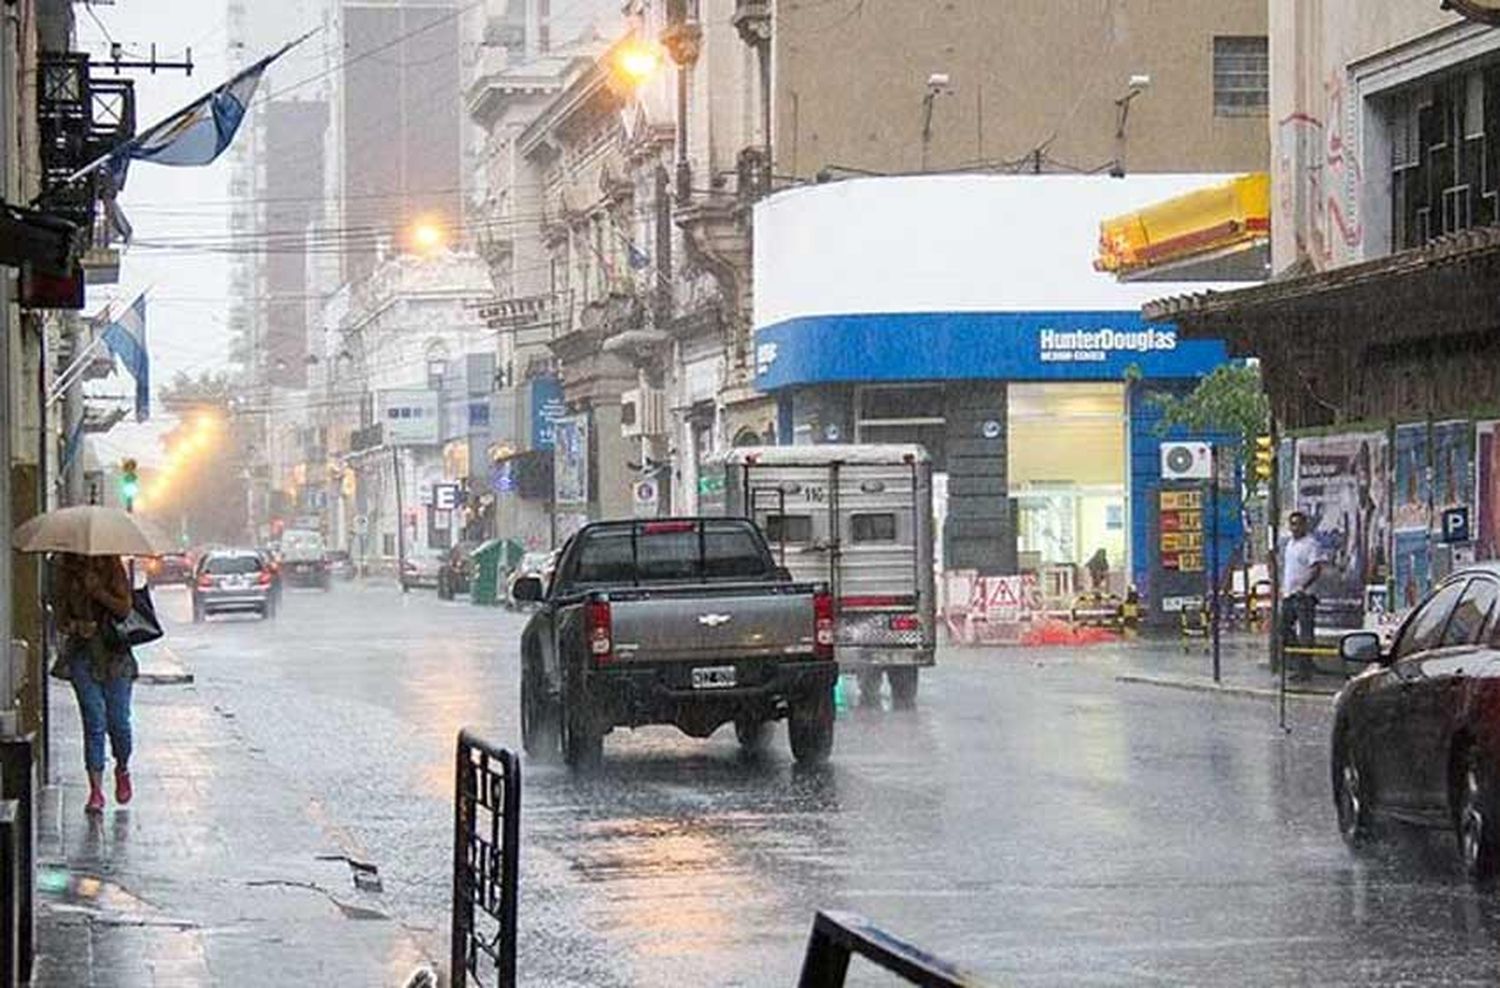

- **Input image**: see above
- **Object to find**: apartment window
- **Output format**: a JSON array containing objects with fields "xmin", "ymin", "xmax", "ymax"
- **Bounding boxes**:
[
  {"xmin": 1213, "ymin": 37, "xmax": 1269, "ymax": 117},
  {"xmin": 1391, "ymin": 68, "xmax": 1500, "ymax": 251}
]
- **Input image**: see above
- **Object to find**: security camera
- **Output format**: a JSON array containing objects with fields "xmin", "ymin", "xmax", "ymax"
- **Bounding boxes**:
[
  {"xmin": 927, "ymin": 72, "xmax": 952, "ymax": 92},
  {"xmin": 1128, "ymin": 73, "xmax": 1151, "ymax": 91}
]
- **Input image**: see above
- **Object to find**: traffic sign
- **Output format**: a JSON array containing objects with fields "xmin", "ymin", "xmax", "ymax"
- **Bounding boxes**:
[
  {"xmin": 433, "ymin": 483, "xmax": 460, "ymax": 511},
  {"xmin": 354, "ymin": 514, "xmax": 369, "ymax": 535},
  {"xmin": 632, "ymin": 479, "xmax": 659, "ymax": 518}
]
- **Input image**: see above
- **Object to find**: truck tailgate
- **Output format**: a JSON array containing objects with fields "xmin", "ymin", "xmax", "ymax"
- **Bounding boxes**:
[{"xmin": 607, "ymin": 584, "xmax": 819, "ymax": 664}]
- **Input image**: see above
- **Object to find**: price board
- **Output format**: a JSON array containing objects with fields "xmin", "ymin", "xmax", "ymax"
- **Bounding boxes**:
[{"xmin": 1159, "ymin": 487, "xmax": 1205, "ymax": 573}]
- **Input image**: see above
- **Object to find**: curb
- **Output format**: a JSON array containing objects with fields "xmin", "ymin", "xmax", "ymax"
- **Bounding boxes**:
[
  {"xmin": 1114, "ymin": 673, "xmax": 1335, "ymax": 703},
  {"xmin": 137, "ymin": 643, "xmax": 194, "ymax": 686}
]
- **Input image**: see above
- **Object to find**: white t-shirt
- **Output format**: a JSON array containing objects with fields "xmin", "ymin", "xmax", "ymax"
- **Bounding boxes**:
[{"xmin": 1281, "ymin": 534, "xmax": 1326, "ymax": 596}]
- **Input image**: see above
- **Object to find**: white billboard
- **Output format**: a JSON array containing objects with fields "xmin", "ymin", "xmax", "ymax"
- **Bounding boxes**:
[
  {"xmin": 753, "ymin": 173, "xmax": 1251, "ymax": 331},
  {"xmin": 378, "ymin": 389, "xmax": 440, "ymax": 446}
]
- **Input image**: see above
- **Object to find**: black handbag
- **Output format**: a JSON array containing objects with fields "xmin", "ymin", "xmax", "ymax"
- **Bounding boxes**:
[{"xmin": 110, "ymin": 585, "xmax": 164, "ymax": 648}]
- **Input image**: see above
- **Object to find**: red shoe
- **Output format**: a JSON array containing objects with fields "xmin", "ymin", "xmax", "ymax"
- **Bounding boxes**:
[
  {"xmin": 114, "ymin": 768, "xmax": 133, "ymax": 806},
  {"xmin": 85, "ymin": 787, "xmax": 105, "ymax": 814}
]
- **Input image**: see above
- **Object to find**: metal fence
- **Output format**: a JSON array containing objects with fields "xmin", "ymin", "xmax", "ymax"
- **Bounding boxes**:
[
  {"xmin": 797, "ymin": 910, "xmax": 986, "ymax": 988},
  {"xmin": 450, "ymin": 730, "xmax": 521, "ymax": 988}
]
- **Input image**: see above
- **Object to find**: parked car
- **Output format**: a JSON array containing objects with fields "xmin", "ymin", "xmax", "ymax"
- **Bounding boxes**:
[
  {"xmin": 193, "ymin": 549, "xmax": 277, "ymax": 622},
  {"xmin": 437, "ymin": 539, "xmax": 483, "ymax": 599},
  {"xmin": 144, "ymin": 552, "xmax": 194, "ymax": 586},
  {"xmin": 401, "ymin": 551, "xmax": 443, "ymax": 590},
  {"xmin": 279, "ymin": 528, "xmax": 331, "ymax": 589},
  {"xmin": 1332, "ymin": 563, "xmax": 1500, "ymax": 880},
  {"xmin": 327, "ymin": 549, "xmax": 356, "ymax": 580},
  {"xmin": 516, "ymin": 517, "xmax": 838, "ymax": 767},
  {"xmin": 506, "ymin": 551, "xmax": 555, "ymax": 609}
]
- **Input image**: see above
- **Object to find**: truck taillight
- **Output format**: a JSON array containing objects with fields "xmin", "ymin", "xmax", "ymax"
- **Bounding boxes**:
[
  {"xmin": 257, "ymin": 570, "xmax": 273, "ymax": 587},
  {"xmin": 813, "ymin": 591, "xmax": 835, "ymax": 659},
  {"xmin": 197, "ymin": 574, "xmax": 214, "ymax": 589},
  {"xmin": 586, "ymin": 598, "xmax": 614, "ymax": 664},
  {"xmin": 888, "ymin": 614, "xmax": 920, "ymax": 632}
]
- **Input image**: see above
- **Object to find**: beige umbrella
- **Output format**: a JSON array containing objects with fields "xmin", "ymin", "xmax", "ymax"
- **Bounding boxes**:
[{"xmin": 13, "ymin": 505, "xmax": 164, "ymax": 557}]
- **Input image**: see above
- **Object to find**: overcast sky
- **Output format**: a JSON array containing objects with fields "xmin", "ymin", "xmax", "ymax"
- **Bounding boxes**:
[{"xmin": 75, "ymin": 1, "xmax": 323, "ymax": 465}]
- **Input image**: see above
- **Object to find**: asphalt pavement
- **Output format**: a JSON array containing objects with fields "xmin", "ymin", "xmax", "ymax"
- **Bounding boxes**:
[{"xmin": 31, "ymin": 580, "xmax": 1500, "ymax": 986}]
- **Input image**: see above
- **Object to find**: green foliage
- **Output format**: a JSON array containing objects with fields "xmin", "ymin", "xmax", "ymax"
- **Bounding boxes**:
[{"xmin": 1152, "ymin": 362, "xmax": 1272, "ymax": 486}]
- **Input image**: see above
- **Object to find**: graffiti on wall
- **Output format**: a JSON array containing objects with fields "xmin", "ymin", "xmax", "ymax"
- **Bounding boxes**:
[{"xmin": 1276, "ymin": 73, "xmax": 1364, "ymax": 268}]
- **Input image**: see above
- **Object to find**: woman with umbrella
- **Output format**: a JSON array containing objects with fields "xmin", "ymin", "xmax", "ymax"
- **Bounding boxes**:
[{"xmin": 16, "ymin": 506, "xmax": 158, "ymax": 814}]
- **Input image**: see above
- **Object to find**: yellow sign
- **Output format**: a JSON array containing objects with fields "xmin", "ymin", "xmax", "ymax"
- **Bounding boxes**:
[
  {"xmin": 1095, "ymin": 173, "xmax": 1269, "ymax": 276},
  {"xmin": 1159, "ymin": 490, "xmax": 1203, "ymax": 511}
]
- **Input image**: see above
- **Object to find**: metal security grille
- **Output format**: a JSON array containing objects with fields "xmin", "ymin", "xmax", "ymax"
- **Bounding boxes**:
[
  {"xmin": 1391, "ymin": 67, "xmax": 1500, "ymax": 251},
  {"xmin": 450, "ymin": 731, "xmax": 520, "ymax": 988},
  {"xmin": 1213, "ymin": 37, "xmax": 1268, "ymax": 117}
]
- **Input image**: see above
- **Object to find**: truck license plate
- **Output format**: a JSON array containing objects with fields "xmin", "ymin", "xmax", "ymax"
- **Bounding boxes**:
[{"xmin": 691, "ymin": 666, "xmax": 737, "ymax": 690}]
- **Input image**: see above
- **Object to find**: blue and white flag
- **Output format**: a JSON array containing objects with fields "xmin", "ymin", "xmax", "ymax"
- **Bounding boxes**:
[
  {"xmin": 103, "ymin": 295, "xmax": 149, "ymax": 423},
  {"xmin": 67, "ymin": 31, "xmax": 314, "ymax": 186}
]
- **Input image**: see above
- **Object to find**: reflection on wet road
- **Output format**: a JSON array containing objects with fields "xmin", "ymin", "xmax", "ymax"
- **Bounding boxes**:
[{"xmin": 157, "ymin": 581, "xmax": 1500, "ymax": 985}]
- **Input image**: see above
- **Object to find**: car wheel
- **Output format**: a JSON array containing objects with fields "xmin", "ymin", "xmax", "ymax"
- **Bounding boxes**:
[
  {"xmin": 192, "ymin": 599, "xmax": 204, "ymax": 624},
  {"xmin": 1333, "ymin": 732, "xmax": 1375, "ymax": 849},
  {"xmin": 521, "ymin": 659, "xmax": 561, "ymax": 761},
  {"xmin": 888, "ymin": 668, "xmax": 919, "ymax": 710},
  {"xmin": 735, "ymin": 718, "xmax": 770, "ymax": 751},
  {"xmin": 1458, "ymin": 747, "xmax": 1499, "ymax": 883},
  {"xmin": 789, "ymin": 686, "xmax": 835, "ymax": 764},
  {"xmin": 856, "ymin": 670, "xmax": 883, "ymax": 707}
]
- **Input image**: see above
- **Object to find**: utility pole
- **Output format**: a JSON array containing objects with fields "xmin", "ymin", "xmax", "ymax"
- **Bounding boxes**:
[
  {"xmin": 61, "ymin": 317, "xmax": 84, "ymax": 505},
  {"xmin": 392, "ymin": 444, "xmax": 408, "ymax": 593}
]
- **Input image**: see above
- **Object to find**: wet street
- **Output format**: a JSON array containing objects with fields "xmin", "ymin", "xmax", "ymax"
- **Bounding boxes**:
[{"xmin": 120, "ymin": 580, "xmax": 1500, "ymax": 986}]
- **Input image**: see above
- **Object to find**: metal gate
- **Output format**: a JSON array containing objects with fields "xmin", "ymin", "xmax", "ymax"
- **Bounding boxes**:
[{"xmin": 451, "ymin": 730, "xmax": 521, "ymax": 988}]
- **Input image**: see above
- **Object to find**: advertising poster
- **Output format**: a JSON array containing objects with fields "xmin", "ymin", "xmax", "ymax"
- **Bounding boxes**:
[
  {"xmin": 1477, "ymin": 422, "xmax": 1500, "ymax": 559},
  {"xmin": 552, "ymin": 414, "xmax": 589, "ymax": 506},
  {"xmin": 1394, "ymin": 528, "xmax": 1433, "ymax": 611},
  {"xmin": 1293, "ymin": 432, "xmax": 1389, "ymax": 614},
  {"xmin": 1394, "ymin": 422, "xmax": 1431, "ymax": 531},
  {"xmin": 1432, "ymin": 420, "xmax": 1473, "ymax": 524}
]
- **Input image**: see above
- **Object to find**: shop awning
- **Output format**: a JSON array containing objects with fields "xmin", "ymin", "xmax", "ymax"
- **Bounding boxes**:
[
  {"xmin": 1094, "ymin": 173, "xmax": 1269, "ymax": 283},
  {"xmin": 1142, "ymin": 225, "xmax": 1500, "ymax": 429}
]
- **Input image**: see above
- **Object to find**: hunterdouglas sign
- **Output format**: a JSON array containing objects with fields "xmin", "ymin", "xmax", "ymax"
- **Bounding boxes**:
[{"xmin": 1038, "ymin": 327, "xmax": 1178, "ymax": 363}]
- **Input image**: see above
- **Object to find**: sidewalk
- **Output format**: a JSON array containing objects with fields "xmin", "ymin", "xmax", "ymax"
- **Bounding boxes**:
[
  {"xmin": 1104, "ymin": 631, "xmax": 1349, "ymax": 702},
  {"xmin": 29, "ymin": 645, "xmax": 433, "ymax": 986}
]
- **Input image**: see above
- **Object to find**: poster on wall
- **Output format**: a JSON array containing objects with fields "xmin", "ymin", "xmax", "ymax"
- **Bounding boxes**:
[
  {"xmin": 1394, "ymin": 528, "xmax": 1433, "ymax": 611},
  {"xmin": 1293, "ymin": 432, "xmax": 1389, "ymax": 617},
  {"xmin": 1394, "ymin": 422, "xmax": 1432, "ymax": 531},
  {"xmin": 1477, "ymin": 421, "xmax": 1500, "ymax": 560},
  {"xmin": 553, "ymin": 414, "xmax": 589, "ymax": 506},
  {"xmin": 1432, "ymin": 420, "xmax": 1473, "ymax": 525}
]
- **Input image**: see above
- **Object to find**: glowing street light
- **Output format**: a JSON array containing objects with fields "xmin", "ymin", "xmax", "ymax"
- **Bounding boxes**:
[
  {"xmin": 612, "ymin": 38, "xmax": 663, "ymax": 88},
  {"xmin": 409, "ymin": 218, "xmax": 446, "ymax": 255}
]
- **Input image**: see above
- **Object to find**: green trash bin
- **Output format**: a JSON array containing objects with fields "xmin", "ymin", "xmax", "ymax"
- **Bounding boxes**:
[{"xmin": 470, "ymin": 538, "xmax": 524, "ymax": 606}]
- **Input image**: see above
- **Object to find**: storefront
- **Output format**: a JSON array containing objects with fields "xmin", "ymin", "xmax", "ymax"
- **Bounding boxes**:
[{"xmin": 753, "ymin": 174, "xmax": 1246, "ymax": 613}]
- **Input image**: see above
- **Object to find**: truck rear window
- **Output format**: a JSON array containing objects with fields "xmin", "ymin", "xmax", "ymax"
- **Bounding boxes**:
[{"xmin": 569, "ymin": 521, "xmax": 773, "ymax": 586}]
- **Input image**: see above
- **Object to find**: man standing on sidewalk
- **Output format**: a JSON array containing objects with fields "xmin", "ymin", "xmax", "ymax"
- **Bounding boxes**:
[{"xmin": 1278, "ymin": 510, "xmax": 1326, "ymax": 680}]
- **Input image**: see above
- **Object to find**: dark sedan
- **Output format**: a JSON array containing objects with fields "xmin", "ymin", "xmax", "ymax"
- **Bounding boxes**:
[{"xmin": 1332, "ymin": 563, "xmax": 1500, "ymax": 880}]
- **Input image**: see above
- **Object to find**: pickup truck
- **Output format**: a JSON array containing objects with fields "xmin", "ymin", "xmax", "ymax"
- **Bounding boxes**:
[{"xmin": 513, "ymin": 518, "xmax": 838, "ymax": 767}]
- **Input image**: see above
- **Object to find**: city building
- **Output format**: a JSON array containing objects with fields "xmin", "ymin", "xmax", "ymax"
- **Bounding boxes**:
[{"xmin": 1149, "ymin": 2, "xmax": 1500, "ymax": 628}]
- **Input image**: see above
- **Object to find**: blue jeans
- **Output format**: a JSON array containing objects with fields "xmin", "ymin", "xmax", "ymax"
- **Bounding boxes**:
[{"xmin": 68, "ymin": 654, "xmax": 133, "ymax": 773}]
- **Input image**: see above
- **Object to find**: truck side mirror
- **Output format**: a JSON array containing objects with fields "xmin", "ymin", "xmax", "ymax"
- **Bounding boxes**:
[{"xmin": 512, "ymin": 576, "xmax": 544, "ymax": 602}]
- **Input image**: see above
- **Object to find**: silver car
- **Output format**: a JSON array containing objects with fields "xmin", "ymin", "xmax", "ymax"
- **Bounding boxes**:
[{"xmin": 193, "ymin": 549, "xmax": 276, "ymax": 622}]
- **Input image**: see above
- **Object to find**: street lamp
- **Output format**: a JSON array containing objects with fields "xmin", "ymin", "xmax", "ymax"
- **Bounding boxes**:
[{"xmin": 409, "ymin": 218, "xmax": 446, "ymax": 255}]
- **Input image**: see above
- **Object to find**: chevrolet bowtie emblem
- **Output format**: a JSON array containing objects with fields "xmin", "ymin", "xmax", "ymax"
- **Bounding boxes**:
[{"xmin": 698, "ymin": 613, "xmax": 732, "ymax": 627}]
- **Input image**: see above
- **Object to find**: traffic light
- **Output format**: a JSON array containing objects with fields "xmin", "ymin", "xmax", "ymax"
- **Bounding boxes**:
[
  {"xmin": 1252, "ymin": 435, "xmax": 1274, "ymax": 482},
  {"xmin": 120, "ymin": 458, "xmax": 139, "ymax": 506}
]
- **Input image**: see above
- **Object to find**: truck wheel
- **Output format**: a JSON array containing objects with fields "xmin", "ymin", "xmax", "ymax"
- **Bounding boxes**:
[
  {"xmin": 561, "ymin": 681, "xmax": 602, "ymax": 768},
  {"xmin": 192, "ymin": 599, "xmax": 205, "ymax": 624},
  {"xmin": 888, "ymin": 668, "xmax": 919, "ymax": 710},
  {"xmin": 521, "ymin": 663, "xmax": 561, "ymax": 761},
  {"xmin": 734, "ymin": 718, "xmax": 770, "ymax": 751},
  {"xmin": 437, "ymin": 574, "xmax": 452, "ymax": 600},
  {"xmin": 856, "ymin": 670, "xmax": 883, "ymax": 707},
  {"xmin": 789, "ymin": 687, "xmax": 835, "ymax": 764}
]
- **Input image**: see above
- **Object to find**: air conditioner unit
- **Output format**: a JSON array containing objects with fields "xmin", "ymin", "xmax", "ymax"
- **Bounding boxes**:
[
  {"xmin": 1160, "ymin": 441, "xmax": 1213, "ymax": 480},
  {"xmin": 621, "ymin": 388, "xmax": 667, "ymax": 438}
]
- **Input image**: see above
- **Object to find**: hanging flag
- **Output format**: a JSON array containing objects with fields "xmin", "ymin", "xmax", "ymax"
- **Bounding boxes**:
[
  {"xmin": 102, "ymin": 295, "xmax": 149, "ymax": 423},
  {"xmin": 60, "ymin": 419, "xmax": 85, "ymax": 473},
  {"xmin": 627, "ymin": 242, "xmax": 650, "ymax": 271},
  {"xmin": 66, "ymin": 30, "xmax": 316, "ymax": 186}
]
